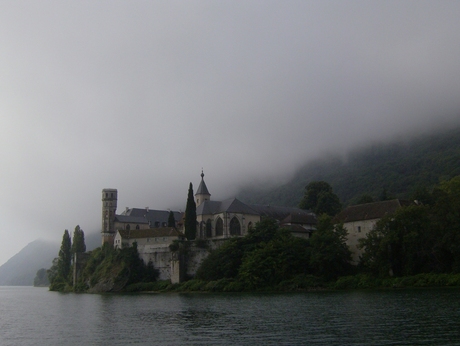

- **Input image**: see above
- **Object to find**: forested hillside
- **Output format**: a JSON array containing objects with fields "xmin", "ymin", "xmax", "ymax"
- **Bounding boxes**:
[{"xmin": 238, "ymin": 127, "xmax": 460, "ymax": 207}]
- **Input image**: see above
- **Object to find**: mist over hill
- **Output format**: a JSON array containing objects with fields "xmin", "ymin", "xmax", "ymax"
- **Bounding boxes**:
[
  {"xmin": 0, "ymin": 232, "xmax": 101, "ymax": 286},
  {"xmin": 238, "ymin": 127, "xmax": 460, "ymax": 207}
]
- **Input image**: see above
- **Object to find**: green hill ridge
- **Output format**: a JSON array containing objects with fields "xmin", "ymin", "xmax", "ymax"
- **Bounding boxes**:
[{"xmin": 238, "ymin": 127, "xmax": 460, "ymax": 207}]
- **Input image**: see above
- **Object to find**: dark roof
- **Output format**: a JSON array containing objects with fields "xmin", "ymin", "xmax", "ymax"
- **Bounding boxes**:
[
  {"xmin": 119, "ymin": 208, "xmax": 183, "ymax": 226},
  {"xmin": 195, "ymin": 173, "xmax": 211, "ymax": 196},
  {"xmin": 114, "ymin": 215, "xmax": 148, "ymax": 224},
  {"xmin": 333, "ymin": 199, "xmax": 410, "ymax": 223},
  {"xmin": 280, "ymin": 212, "xmax": 317, "ymax": 225},
  {"xmin": 196, "ymin": 198, "xmax": 259, "ymax": 215},
  {"xmin": 248, "ymin": 204, "xmax": 314, "ymax": 222},
  {"xmin": 281, "ymin": 224, "xmax": 313, "ymax": 234},
  {"xmin": 117, "ymin": 228, "xmax": 184, "ymax": 239}
]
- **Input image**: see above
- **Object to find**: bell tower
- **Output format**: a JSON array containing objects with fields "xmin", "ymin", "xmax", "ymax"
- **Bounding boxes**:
[
  {"xmin": 101, "ymin": 188, "xmax": 118, "ymax": 245},
  {"xmin": 195, "ymin": 170, "xmax": 211, "ymax": 206}
]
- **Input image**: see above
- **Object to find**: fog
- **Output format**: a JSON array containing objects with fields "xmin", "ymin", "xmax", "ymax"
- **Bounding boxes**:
[{"xmin": 1, "ymin": 1, "xmax": 460, "ymax": 265}]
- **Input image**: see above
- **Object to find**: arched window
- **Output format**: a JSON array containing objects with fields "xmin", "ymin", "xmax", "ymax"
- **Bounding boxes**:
[
  {"xmin": 206, "ymin": 219, "xmax": 212, "ymax": 238},
  {"xmin": 230, "ymin": 217, "xmax": 241, "ymax": 236},
  {"xmin": 200, "ymin": 221, "xmax": 205, "ymax": 238},
  {"xmin": 215, "ymin": 217, "xmax": 223, "ymax": 236},
  {"xmin": 135, "ymin": 225, "xmax": 140, "ymax": 230},
  {"xmin": 126, "ymin": 224, "xmax": 131, "ymax": 230}
]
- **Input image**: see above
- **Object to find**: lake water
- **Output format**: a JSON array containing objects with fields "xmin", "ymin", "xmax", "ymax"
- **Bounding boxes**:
[{"xmin": 1, "ymin": 286, "xmax": 460, "ymax": 345}]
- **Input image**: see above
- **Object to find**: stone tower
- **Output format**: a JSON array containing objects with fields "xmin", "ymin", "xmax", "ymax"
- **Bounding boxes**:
[
  {"xmin": 101, "ymin": 188, "xmax": 117, "ymax": 245},
  {"xmin": 195, "ymin": 170, "xmax": 211, "ymax": 206}
]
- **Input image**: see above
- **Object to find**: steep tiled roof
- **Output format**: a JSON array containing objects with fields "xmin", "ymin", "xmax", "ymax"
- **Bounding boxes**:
[
  {"xmin": 282, "ymin": 224, "xmax": 313, "ymax": 234},
  {"xmin": 195, "ymin": 171, "xmax": 211, "ymax": 196},
  {"xmin": 333, "ymin": 199, "xmax": 410, "ymax": 223},
  {"xmin": 114, "ymin": 215, "xmax": 148, "ymax": 224},
  {"xmin": 280, "ymin": 212, "xmax": 317, "ymax": 225},
  {"xmin": 119, "ymin": 208, "xmax": 183, "ymax": 227},
  {"xmin": 117, "ymin": 227, "xmax": 185, "ymax": 239},
  {"xmin": 249, "ymin": 204, "xmax": 314, "ymax": 222},
  {"xmin": 196, "ymin": 198, "xmax": 259, "ymax": 215}
]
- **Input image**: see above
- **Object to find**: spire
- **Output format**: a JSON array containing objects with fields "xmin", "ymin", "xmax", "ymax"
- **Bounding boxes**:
[{"xmin": 195, "ymin": 170, "xmax": 211, "ymax": 205}]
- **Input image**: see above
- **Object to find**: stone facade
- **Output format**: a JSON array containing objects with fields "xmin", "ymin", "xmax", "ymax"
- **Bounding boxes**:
[{"xmin": 334, "ymin": 199, "xmax": 411, "ymax": 264}]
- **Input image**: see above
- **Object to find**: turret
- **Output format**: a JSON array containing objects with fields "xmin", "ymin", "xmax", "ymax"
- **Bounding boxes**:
[
  {"xmin": 195, "ymin": 170, "xmax": 211, "ymax": 206},
  {"xmin": 101, "ymin": 188, "xmax": 117, "ymax": 245}
]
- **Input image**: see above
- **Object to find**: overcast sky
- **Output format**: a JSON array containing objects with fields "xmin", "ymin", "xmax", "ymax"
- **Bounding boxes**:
[{"xmin": 1, "ymin": 1, "xmax": 460, "ymax": 265}]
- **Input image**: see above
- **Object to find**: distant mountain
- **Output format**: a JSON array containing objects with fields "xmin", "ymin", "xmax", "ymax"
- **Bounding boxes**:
[
  {"xmin": 0, "ymin": 232, "xmax": 102, "ymax": 286},
  {"xmin": 238, "ymin": 127, "xmax": 460, "ymax": 207},
  {"xmin": 0, "ymin": 239, "xmax": 57, "ymax": 286}
]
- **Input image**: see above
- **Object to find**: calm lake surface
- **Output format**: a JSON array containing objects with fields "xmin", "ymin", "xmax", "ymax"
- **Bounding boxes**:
[{"xmin": 1, "ymin": 286, "xmax": 460, "ymax": 345}]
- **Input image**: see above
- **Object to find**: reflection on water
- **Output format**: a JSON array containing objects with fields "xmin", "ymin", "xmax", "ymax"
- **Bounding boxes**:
[{"xmin": 0, "ymin": 287, "xmax": 460, "ymax": 345}]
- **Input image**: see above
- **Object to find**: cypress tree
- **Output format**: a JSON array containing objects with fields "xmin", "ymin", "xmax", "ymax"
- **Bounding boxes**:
[
  {"xmin": 168, "ymin": 211, "xmax": 176, "ymax": 227},
  {"xmin": 57, "ymin": 229, "xmax": 72, "ymax": 281},
  {"xmin": 185, "ymin": 182, "xmax": 197, "ymax": 240},
  {"xmin": 71, "ymin": 225, "xmax": 86, "ymax": 255}
]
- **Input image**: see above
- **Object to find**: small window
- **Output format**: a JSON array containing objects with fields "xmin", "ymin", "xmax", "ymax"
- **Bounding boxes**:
[
  {"xmin": 358, "ymin": 226, "xmax": 361, "ymax": 233},
  {"xmin": 136, "ymin": 225, "xmax": 140, "ymax": 230}
]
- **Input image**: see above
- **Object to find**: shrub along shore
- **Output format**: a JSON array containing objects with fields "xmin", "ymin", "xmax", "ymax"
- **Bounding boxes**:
[{"xmin": 124, "ymin": 273, "xmax": 460, "ymax": 293}]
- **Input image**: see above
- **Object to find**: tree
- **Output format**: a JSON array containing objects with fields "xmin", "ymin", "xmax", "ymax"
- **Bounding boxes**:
[
  {"xmin": 184, "ymin": 182, "xmax": 197, "ymax": 240},
  {"xmin": 309, "ymin": 215, "xmax": 351, "ymax": 280},
  {"xmin": 168, "ymin": 211, "xmax": 176, "ymax": 227},
  {"xmin": 379, "ymin": 188, "xmax": 389, "ymax": 201},
  {"xmin": 359, "ymin": 205, "xmax": 432, "ymax": 276},
  {"xmin": 71, "ymin": 225, "xmax": 86, "ymax": 256},
  {"xmin": 34, "ymin": 268, "xmax": 50, "ymax": 287},
  {"xmin": 299, "ymin": 181, "xmax": 341, "ymax": 216},
  {"xmin": 315, "ymin": 191, "xmax": 342, "ymax": 216},
  {"xmin": 299, "ymin": 181, "xmax": 332, "ymax": 210},
  {"xmin": 238, "ymin": 230, "xmax": 310, "ymax": 289},
  {"xmin": 57, "ymin": 229, "xmax": 72, "ymax": 281},
  {"xmin": 356, "ymin": 194, "xmax": 374, "ymax": 205},
  {"xmin": 47, "ymin": 258, "xmax": 58, "ymax": 284}
]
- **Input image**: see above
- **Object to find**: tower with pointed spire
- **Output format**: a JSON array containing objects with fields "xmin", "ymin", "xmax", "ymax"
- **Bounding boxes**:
[{"xmin": 195, "ymin": 170, "xmax": 211, "ymax": 206}]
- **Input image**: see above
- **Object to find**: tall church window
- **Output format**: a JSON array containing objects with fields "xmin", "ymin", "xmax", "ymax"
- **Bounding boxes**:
[
  {"xmin": 206, "ymin": 219, "xmax": 213, "ymax": 238},
  {"xmin": 199, "ymin": 221, "xmax": 204, "ymax": 238},
  {"xmin": 215, "ymin": 217, "xmax": 223, "ymax": 236},
  {"xmin": 230, "ymin": 217, "xmax": 241, "ymax": 236},
  {"xmin": 126, "ymin": 224, "xmax": 131, "ymax": 230}
]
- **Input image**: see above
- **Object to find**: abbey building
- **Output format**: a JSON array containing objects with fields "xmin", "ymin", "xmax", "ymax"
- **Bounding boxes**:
[
  {"xmin": 102, "ymin": 171, "xmax": 316, "ymax": 246},
  {"xmin": 100, "ymin": 171, "xmax": 316, "ymax": 281}
]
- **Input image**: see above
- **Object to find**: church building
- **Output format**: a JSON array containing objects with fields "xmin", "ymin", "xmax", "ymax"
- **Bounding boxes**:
[{"xmin": 194, "ymin": 171, "xmax": 316, "ymax": 240}]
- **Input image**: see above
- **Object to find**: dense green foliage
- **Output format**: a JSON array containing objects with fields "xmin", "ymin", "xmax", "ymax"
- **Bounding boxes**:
[
  {"xmin": 49, "ymin": 230, "xmax": 72, "ymax": 290},
  {"xmin": 239, "ymin": 127, "xmax": 460, "ymax": 207},
  {"xmin": 299, "ymin": 181, "xmax": 342, "ymax": 216},
  {"xmin": 33, "ymin": 268, "xmax": 50, "ymax": 287},
  {"xmin": 71, "ymin": 225, "xmax": 86, "ymax": 255},
  {"xmin": 195, "ymin": 218, "xmax": 349, "ymax": 290},
  {"xmin": 309, "ymin": 215, "xmax": 352, "ymax": 280},
  {"xmin": 184, "ymin": 182, "xmax": 197, "ymax": 240},
  {"xmin": 359, "ymin": 176, "xmax": 460, "ymax": 276},
  {"xmin": 75, "ymin": 242, "xmax": 158, "ymax": 292}
]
